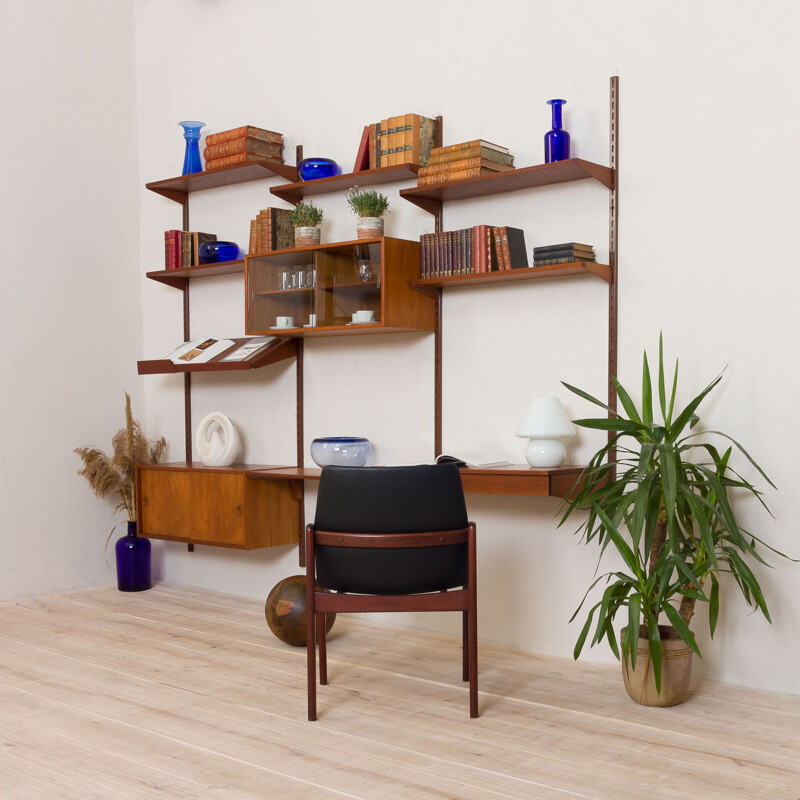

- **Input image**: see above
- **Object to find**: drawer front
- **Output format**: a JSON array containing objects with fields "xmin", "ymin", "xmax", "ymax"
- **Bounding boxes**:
[
  {"xmin": 138, "ymin": 470, "xmax": 192, "ymax": 539},
  {"xmin": 190, "ymin": 472, "xmax": 246, "ymax": 546}
]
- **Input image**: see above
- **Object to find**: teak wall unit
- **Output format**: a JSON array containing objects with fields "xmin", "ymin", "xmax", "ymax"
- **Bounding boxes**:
[{"xmin": 139, "ymin": 77, "xmax": 619, "ymax": 551}]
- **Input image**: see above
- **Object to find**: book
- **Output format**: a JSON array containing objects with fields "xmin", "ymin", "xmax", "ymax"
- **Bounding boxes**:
[
  {"xmin": 417, "ymin": 167, "xmax": 499, "ymax": 186},
  {"xmin": 165, "ymin": 337, "xmax": 236, "ymax": 365},
  {"xmin": 433, "ymin": 139, "xmax": 510, "ymax": 155},
  {"xmin": 533, "ymin": 250, "xmax": 595, "ymax": 262},
  {"xmin": 396, "ymin": 114, "xmax": 438, "ymax": 166},
  {"xmin": 354, "ymin": 125, "xmax": 370, "ymax": 172},
  {"xmin": 164, "ymin": 229, "xmax": 180, "ymax": 269},
  {"xmin": 203, "ymin": 138, "xmax": 283, "ymax": 161},
  {"xmin": 205, "ymin": 125, "xmax": 283, "ymax": 147},
  {"xmin": 204, "ymin": 152, "xmax": 283, "ymax": 170},
  {"xmin": 191, "ymin": 232, "xmax": 217, "ymax": 265},
  {"xmin": 368, "ymin": 123, "xmax": 378, "ymax": 169},
  {"xmin": 493, "ymin": 228, "xmax": 506, "ymax": 270},
  {"xmin": 534, "ymin": 256, "xmax": 596, "ymax": 266},
  {"xmin": 435, "ymin": 453, "xmax": 513, "ymax": 469},
  {"xmin": 251, "ymin": 208, "xmax": 294, "ymax": 253},
  {"xmin": 427, "ymin": 146, "xmax": 514, "ymax": 166},
  {"xmin": 418, "ymin": 158, "xmax": 515, "ymax": 177},
  {"xmin": 533, "ymin": 242, "xmax": 595, "ymax": 255},
  {"xmin": 499, "ymin": 227, "xmax": 528, "ymax": 270}
]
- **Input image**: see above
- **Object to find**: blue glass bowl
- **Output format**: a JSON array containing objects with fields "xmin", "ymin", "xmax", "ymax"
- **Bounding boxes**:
[
  {"xmin": 310, "ymin": 437, "xmax": 371, "ymax": 467},
  {"xmin": 298, "ymin": 157, "xmax": 341, "ymax": 181},
  {"xmin": 198, "ymin": 240, "xmax": 241, "ymax": 264}
]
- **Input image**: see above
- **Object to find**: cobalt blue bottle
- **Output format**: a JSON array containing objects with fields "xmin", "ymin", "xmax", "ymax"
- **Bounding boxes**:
[
  {"xmin": 544, "ymin": 100, "xmax": 570, "ymax": 163},
  {"xmin": 115, "ymin": 521, "xmax": 152, "ymax": 592}
]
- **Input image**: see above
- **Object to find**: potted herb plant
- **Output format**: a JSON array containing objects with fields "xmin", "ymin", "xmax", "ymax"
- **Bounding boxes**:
[
  {"xmin": 289, "ymin": 201, "xmax": 324, "ymax": 247},
  {"xmin": 559, "ymin": 336, "xmax": 788, "ymax": 705},
  {"xmin": 75, "ymin": 392, "xmax": 166, "ymax": 592},
  {"xmin": 345, "ymin": 188, "xmax": 390, "ymax": 239}
]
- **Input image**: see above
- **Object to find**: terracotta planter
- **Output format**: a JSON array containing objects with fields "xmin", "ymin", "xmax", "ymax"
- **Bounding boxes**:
[
  {"xmin": 295, "ymin": 226, "xmax": 321, "ymax": 248},
  {"xmin": 357, "ymin": 216, "xmax": 384, "ymax": 239},
  {"xmin": 621, "ymin": 625, "xmax": 693, "ymax": 707}
]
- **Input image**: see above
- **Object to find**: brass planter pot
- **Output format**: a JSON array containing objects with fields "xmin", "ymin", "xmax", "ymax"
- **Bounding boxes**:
[{"xmin": 621, "ymin": 625, "xmax": 693, "ymax": 707}]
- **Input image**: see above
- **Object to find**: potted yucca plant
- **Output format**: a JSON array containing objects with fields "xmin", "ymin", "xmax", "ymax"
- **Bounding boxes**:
[
  {"xmin": 75, "ymin": 392, "xmax": 166, "ymax": 592},
  {"xmin": 559, "ymin": 336, "xmax": 788, "ymax": 705},
  {"xmin": 346, "ymin": 188, "xmax": 390, "ymax": 239},
  {"xmin": 289, "ymin": 201, "xmax": 324, "ymax": 247}
]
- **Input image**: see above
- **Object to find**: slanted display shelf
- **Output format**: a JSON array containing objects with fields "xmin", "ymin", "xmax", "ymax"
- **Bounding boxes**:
[
  {"xmin": 147, "ymin": 259, "xmax": 245, "ymax": 289},
  {"xmin": 137, "ymin": 337, "xmax": 298, "ymax": 375},
  {"xmin": 411, "ymin": 260, "xmax": 612, "ymax": 291},
  {"xmin": 400, "ymin": 158, "xmax": 614, "ymax": 216},
  {"xmin": 269, "ymin": 163, "xmax": 422, "ymax": 204},
  {"xmin": 249, "ymin": 464, "xmax": 584, "ymax": 498},
  {"xmin": 146, "ymin": 160, "xmax": 299, "ymax": 204}
]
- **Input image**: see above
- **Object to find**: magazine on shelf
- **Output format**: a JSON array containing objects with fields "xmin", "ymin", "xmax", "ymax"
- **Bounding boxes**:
[
  {"xmin": 220, "ymin": 337, "xmax": 275, "ymax": 362},
  {"xmin": 165, "ymin": 337, "xmax": 236, "ymax": 365}
]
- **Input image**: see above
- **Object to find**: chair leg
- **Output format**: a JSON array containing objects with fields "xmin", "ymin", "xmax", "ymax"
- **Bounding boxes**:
[
  {"xmin": 306, "ymin": 525, "xmax": 317, "ymax": 721},
  {"xmin": 462, "ymin": 608, "xmax": 469, "ymax": 682},
  {"xmin": 317, "ymin": 612, "xmax": 328, "ymax": 685},
  {"xmin": 468, "ymin": 522, "xmax": 479, "ymax": 718}
]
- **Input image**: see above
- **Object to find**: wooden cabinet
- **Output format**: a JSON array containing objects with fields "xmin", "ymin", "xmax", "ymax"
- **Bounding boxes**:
[
  {"xmin": 245, "ymin": 236, "xmax": 436, "ymax": 336},
  {"xmin": 136, "ymin": 463, "xmax": 301, "ymax": 550}
]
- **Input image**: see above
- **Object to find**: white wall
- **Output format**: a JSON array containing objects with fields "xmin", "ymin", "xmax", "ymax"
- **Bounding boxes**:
[
  {"xmin": 6, "ymin": 0, "xmax": 793, "ymax": 694},
  {"xmin": 0, "ymin": 0, "xmax": 140, "ymax": 597}
]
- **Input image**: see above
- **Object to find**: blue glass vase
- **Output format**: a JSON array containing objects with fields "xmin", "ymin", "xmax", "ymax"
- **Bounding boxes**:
[
  {"xmin": 179, "ymin": 120, "xmax": 205, "ymax": 175},
  {"xmin": 544, "ymin": 100, "xmax": 570, "ymax": 163},
  {"xmin": 198, "ymin": 240, "xmax": 241, "ymax": 264},
  {"xmin": 115, "ymin": 521, "xmax": 152, "ymax": 592},
  {"xmin": 297, "ymin": 157, "xmax": 341, "ymax": 181}
]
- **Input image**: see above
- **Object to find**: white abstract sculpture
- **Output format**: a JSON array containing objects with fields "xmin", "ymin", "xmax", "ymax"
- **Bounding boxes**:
[{"xmin": 195, "ymin": 412, "xmax": 241, "ymax": 467}]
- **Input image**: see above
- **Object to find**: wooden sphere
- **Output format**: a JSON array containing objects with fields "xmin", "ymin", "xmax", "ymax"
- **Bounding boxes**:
[{"xmin": 265, "ymin": 575, "xmax": 336, "ymax": 647}]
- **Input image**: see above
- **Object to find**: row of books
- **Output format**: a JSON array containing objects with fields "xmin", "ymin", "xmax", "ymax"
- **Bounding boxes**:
[
  {"xmin": 164, "ymin": 230, "xmax": 216, "ymax": 269},
  {"xmin": 203, "ymin": 125, "xmax": 283, "ymax": 171},
  {"xmin": 417, "ymin": 140, "xmax": 515, "ymax": 186},
  {"xmin": 363, "ymin": 114, "xmax": 438, "ymax": 169},
  {"xmin": 533, "ymin": 242, "xmax": 596, "ymax": 266},
  {"xmin": 248, "ymin": 208, "xmax": 294, "ymax": 255},
  {"xmin": 419, "ymin": 226, "xmax": 528, "ymax": 279}
]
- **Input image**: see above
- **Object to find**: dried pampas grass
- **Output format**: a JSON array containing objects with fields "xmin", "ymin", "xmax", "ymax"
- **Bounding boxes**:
[{"xmin": 75, "ymin": 392, "xmax": 166, "ymax": 522}]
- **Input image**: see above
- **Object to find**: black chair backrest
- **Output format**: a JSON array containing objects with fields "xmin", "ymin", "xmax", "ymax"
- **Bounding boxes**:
[{"xmin": 313, "ymin": 464, "xmax": 469, "ymax": 595}]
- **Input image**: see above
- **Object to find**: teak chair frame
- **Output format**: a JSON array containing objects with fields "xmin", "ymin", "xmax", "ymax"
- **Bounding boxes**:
[{"xmin": 305, "ymin": 522, "xmax": 478, "ymax": 720}]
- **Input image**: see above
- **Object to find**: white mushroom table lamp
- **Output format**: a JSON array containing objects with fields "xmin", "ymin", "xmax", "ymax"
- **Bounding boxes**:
[{"xmin": 515, "ymin": 396, "xmax": 576, "ymax": 468}]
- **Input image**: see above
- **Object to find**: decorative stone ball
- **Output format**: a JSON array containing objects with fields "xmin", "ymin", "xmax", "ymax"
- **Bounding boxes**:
[{"xmin": 264, "ymin": 575, "xmax": 336, "ymax": 647}]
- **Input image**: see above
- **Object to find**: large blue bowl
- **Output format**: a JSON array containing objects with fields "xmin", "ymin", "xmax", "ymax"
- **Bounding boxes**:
[{"xmin": 298, "ymin": 157, "xmax": 341, "ymax": 181}]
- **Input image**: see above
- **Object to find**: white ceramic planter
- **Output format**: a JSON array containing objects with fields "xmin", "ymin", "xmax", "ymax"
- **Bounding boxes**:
[
  {"xmin": 357, "ymin": 216, "xmax": 384, "ymax": 239},
  {"xmin": 295, "ymin": 226, "xmax": 321, "ymax": 247}
]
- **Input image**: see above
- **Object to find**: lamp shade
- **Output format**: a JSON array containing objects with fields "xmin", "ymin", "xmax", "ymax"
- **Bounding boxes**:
[{"xmin": 516, "ymin": 397, "xmax": 576, "ymax": 439}]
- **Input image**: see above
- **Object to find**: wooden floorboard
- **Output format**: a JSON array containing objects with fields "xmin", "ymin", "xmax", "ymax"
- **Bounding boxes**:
[{"xmin": 0, "ymin": 584, "xmax": 798, "ymax": 799}]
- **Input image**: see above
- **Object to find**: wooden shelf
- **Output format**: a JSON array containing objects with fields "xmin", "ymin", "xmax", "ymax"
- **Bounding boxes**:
[
  {"xmin": 147, "ymin": 259, "xmax": 244, "ymax": 289},
  {"xmin": 411, "ymin": 261, "xmax": 612, "ymax": 290},
  {"xmin": 270, "ymin": 163, "xmax": 421, "ymax": 204},
  {"xmin": 400, "ymin": 158, "xmax": 614, "ymax": 215},
  {"xmin": 146, "ymin": 160, "xmax": 299, "ymax": 204},
  {"xmin": 138, "ymin": 337, "xmax": 298, "ymax": 374},
  {"xmin": 250, "ymin": 464, "xmax": 584, "ymax": 498}
]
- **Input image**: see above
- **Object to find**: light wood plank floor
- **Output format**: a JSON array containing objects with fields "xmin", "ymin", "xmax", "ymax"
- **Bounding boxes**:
[{"xmin": 1, "ymin": 585, "xmax": 798, "ymax": 799}]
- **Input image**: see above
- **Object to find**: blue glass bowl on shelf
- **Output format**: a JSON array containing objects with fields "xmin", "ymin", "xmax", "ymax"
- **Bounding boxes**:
[
  {"xmin": 310, "ymin": 437, "xmax": 372, "ymax": 467},
  {"xmin": 297, "ymin": 157, "xmax": 341, "ymax": 181},
  {"xmin": 198, "ymin": 240, "xmax": 241, "ymax": 264}
]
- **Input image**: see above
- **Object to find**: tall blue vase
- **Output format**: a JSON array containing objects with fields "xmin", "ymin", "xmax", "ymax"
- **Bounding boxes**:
[
  {"xmin": 115, "ymin": 521, "xmax": 152, "ymax": 592},
  {"xmin": 179, "ymin": 120, "xmax": 205, "ymax": 175},
  {"xmin": 544, "ymin": 99, "xmax": 570, "ymax": 163}
]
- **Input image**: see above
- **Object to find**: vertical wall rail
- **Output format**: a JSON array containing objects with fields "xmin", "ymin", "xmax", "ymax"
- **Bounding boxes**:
[
  {"xmin": 608, "ymin": 76, "xmax": 619, "ymax": 423},
  {"xmin": 434, "ymin": 292, "xmax": 443, "ymax": 457},
  {"xmin": 296, "ymin": 339, "xmax": 306, "ymax": 566}
]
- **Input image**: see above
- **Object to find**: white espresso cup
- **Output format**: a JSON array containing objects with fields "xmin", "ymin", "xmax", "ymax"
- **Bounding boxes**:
[
  {"xmin": 353, "ymin": 309, "xmax": 375, "ymax": 323},
  {"xmin": 308, "ymin": 314, "xmax": 317, "ymax": 327},
  {"xmin": 276, "ymin": 316, "xmax": 294, "ymax": 328}
]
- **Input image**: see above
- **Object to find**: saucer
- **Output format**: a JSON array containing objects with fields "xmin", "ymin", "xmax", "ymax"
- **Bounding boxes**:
[
  {"xmin": 270, "ymin": 325, "xmax": 296, "ymax": 330},
  {"xmin": 346, "ymin": 321, "xmax": 377, "ymax": 325},
  {"xmin": 303, "ymin": 324, "xmax": 316, "ymax": 328}
]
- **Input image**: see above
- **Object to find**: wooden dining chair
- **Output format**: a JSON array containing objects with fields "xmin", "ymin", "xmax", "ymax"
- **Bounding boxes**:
[{"xmin": 305, "ymin": 464, "xmax": 478, "ymax": 719}]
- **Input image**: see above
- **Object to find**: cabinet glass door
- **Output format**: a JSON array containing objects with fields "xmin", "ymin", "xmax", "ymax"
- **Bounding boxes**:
[{"xmin": 315, "ymin": 242, "xmax": 381, "ymax": 328}]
